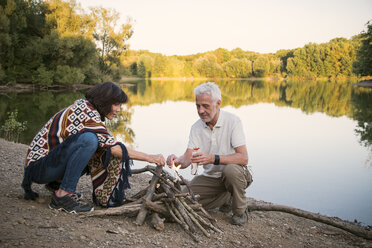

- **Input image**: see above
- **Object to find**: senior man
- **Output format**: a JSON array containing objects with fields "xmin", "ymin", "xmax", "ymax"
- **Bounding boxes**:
[{"xmin": 167, "ymin": 82, "xmax": 252, "ymax": 225}]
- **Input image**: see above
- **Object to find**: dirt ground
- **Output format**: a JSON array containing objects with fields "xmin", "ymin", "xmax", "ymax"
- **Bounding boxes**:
[{"xmin": 0, "ymin": 138, "xmax": 371, "ymax": 248}]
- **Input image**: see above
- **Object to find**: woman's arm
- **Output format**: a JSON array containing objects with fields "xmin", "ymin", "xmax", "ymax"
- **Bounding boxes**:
[{"xmin": 111, "ymin": 145, "xmax": 165, "ymax": 166}]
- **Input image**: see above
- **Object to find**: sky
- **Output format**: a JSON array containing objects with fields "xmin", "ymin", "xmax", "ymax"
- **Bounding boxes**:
[{"xmin": 78, "ymin": 0, "xmax": 372, "ymax": 56}]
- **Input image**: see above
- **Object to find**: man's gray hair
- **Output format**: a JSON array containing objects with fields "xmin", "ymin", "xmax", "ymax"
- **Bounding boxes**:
[{"xmin": 194, "ymin": 82, "xmax": 221, "ymax": 102}]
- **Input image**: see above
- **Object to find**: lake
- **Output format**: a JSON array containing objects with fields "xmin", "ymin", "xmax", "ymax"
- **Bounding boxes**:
[{"xmin": 1, "ymin": 79, "xmax": 371, "ymax": 225}]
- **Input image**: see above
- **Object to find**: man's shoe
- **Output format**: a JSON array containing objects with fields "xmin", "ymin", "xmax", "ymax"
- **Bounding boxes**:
[
  {"xmin": 219, "ymin": 197, "xmax": 232, "ymax": 213},
  {"xmin": 231, "ymin": 208, "xmax": 248, "ymax": 226},
  {"xmin": 49, "ymin": 193, "xmax": 93, "ymax": 214}
]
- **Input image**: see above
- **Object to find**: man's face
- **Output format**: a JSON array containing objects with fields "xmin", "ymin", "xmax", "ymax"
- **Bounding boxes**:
[{"xmin": 195, "ymin": 93, "xmax": 221, "ymax": 124}]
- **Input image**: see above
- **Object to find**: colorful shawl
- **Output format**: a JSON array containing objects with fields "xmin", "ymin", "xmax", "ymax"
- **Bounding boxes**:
[
  {"xmin": 25, "ymin": 99, "xmax": 117, "ymax": 167},
  {"xmin": 23, "ymin": 99, "xmax": 131, "ymax": 207}
]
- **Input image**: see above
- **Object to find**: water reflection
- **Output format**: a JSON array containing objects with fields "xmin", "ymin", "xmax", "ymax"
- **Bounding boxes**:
[
  {"xmin": 124, "ymin": 79, "xmax": 372, "ymax": 148},
  {"xmin": 352, "ymin": 88, "xmax": 372, "ymax": 148},
  {"xmin": 0, "ymin": 91, "xmax": 84, "ymax": 143},
  {"xmin": 1, "ymin": 79, "xmax": 372, "ymax": 224},
  {"xmin": 1, "ymin": 79, "xmax": 371, "ymax": 149}
]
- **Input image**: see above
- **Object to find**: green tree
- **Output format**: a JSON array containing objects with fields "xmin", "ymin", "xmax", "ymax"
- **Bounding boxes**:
[
  {"xmin": 213, "ymin": 48, "xmax": 231, "ymax": 64},
  {"xmin": 222, "ymin": 58, "xmax": 252, "ymax": 78},
  {"xmin": 45, "ymin": 0, "xmax": 94, "ymax": 38},
  {"xmin": 90, "ymin": 7, "xmax": 133, "ymax": 76},
  {"xmin": 137, "ymin": 54, "xmax": 153, "ymax": 78},
  {"xmin": 0, "ymin": 0, "xmax": 48, "ymax": 84},
  {"xmin": 354, "ymin": 20, "xmax": 372, "ymax": 76},
  {"xmin": 194, "ymin": 54, "xmax": 224, "ymax": 78},
  {"xmin": 253, "ymin": 56, "xmax": 270, "ymax": 77}
]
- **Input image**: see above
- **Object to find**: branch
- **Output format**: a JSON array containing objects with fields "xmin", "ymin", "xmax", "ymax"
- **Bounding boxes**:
[
  {"xmin": 248, "ymin": 203, "xmax": 372, "ymax": 240},
  {"xmin": 135, "ymin": 165, "xmax": 162, "ymax": 225}
]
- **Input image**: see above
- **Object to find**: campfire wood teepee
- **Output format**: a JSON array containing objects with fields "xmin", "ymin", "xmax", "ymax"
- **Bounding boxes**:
[{"xmin": 84, "ymin": 165, "xmax": 223, "ymax": 242}]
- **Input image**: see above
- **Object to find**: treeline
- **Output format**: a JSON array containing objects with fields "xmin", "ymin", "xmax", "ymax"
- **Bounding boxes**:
[
  {"xmin": 0, "ymin": 0, "xmax": 133, "ymax": 85},
  {"xmin": 124, "ymin": 22, "xmax": 372, "ymax": 79},
  {"xmin": 1, "ymin": 0, "xmax": 371, "ymax": 86}
]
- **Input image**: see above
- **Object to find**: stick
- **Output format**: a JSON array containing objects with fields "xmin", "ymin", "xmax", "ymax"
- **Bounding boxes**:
[
  {"xmin": 135, "ymin": 165, "xmax": 162, "ymax": 225},
  {"xmin": 82, "ymin": 204, "xmax": 142, "ymax": 217},
  {"xmin": 164, "ymin": 201, "xmax": 182, "ymax": 225},
  {"xmin": 247, "ymin": 203, "xmax": 372, "ymax": 240},
  {"xmin": 175, "ymin": 170, "xmax": 196, "ymax": 201},
  {"xmin": 142, "ymin": 198, "xmax": 169, "ymax": 217},
  {"xmin": 179, "ymin": 198, "xmax": 210, "ymax": 237},
  {"xmin": 170, "ymin": 201, "xmax": 199, "ymax": 242},
  {"xmin": 171, "ymin": 201, "xmax": 188, "ymax": 228},
  {"xmin": 151, "ymin": 213, "xmax": 165, "ymax": 231},
  {"xmin": 174, "ymin": 198, "xmax": 197, "ymax": 233},
  {"xmin": 179, "ymin": 198, "xmax": 223, "ymax": 233},
  {"xmin": 160, "ymin": 183, "xmax": 197, "ymax": 233}
]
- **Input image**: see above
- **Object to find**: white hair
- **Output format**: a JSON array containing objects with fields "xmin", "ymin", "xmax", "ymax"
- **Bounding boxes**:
[{"xmin": 194, "ymin": 82, "xmax": 221, "ymax": 102}]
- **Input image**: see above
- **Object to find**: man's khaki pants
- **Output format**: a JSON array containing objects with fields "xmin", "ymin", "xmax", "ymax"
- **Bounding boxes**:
[{"xmin": 188, "ymin": 164, "xmax": 252, "ymax": 215}]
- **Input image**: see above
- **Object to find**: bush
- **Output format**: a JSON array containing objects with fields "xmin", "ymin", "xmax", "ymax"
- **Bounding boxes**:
[
  {"xmin": 54, "ymin": 65, "xmax": 85, "ymax": 84},
  {"xmin": 33, "ymin": 65, "xmax": 54, "ymax": 86},
  {"xmin": 0, "ymin": 110, "xmax": 27, "ymax": 143}
]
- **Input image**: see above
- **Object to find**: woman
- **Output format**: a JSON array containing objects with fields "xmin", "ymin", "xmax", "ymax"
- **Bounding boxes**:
[{"xmin": 22, "ymin": 82, "xmax": 165, "ymax": 213}]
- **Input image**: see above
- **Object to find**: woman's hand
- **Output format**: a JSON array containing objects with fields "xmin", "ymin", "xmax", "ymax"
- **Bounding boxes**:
[{"xmin": 149, "ymin": 154, "xmax": 166, "ymax": 166}]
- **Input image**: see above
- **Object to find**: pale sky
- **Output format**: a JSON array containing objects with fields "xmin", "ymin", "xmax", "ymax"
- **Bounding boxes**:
[{"xmin": 78, "ymin": 0, "xmax": 372, "ymax": 56}]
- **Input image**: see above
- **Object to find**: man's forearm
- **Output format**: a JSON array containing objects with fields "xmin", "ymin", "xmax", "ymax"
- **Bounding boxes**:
[{"xmin": 219, "ymin": 153, "xmax": 248, "ymax": 166}]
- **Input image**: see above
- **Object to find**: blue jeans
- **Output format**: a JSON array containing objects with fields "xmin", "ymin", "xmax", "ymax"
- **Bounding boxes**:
[{"xmin": 27, "ymin": 132, "xmax": 98, "ymax": 193}]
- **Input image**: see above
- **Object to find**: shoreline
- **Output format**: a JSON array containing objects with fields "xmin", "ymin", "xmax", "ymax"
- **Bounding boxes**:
[
  {"xmin": 0, "ymin": 138, "xmax": 371, "ymax": 247},
  {"xmin": 1, "ymin": 78, "xmax": 371, "ymax": 93}
]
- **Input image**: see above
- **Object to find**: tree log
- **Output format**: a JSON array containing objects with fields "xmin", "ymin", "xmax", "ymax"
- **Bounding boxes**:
[
  {"xmin": 142, "ymin": 198, "xmax": 169, "ymax": 217},
  {"xmin": 151, "ymin": 213, "xmax": 165, "ymax": 231},
  {"xmin": 135, "ymin": 165, "xmax": 163, "ymax": 225},
  {"xmin": 82, "ymin": 204, "xmax": 142, "ymax": 217},
  {"xmin": 247, "ymin": 203, "xmax": 372, "ymax": 240}
]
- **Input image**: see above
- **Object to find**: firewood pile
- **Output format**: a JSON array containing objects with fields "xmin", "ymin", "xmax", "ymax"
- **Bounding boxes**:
[{"xmin": 84, "ymin": 165, "xmax": 223, "ymax": 242}]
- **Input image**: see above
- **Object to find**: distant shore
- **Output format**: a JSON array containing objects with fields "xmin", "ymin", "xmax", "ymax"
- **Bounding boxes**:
[{"xmin": 1, "ymin": 77, "xmax": 371, "ymax": 94}]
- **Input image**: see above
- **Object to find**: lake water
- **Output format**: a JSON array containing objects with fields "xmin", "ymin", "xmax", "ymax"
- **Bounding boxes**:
[{"xmin": 1, "ymin": 79, "xmax": 371, "ymax": 225}]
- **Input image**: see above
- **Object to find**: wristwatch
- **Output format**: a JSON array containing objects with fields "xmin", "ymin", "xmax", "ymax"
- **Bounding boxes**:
[{"xmin": 214, "ymin": 155, "xmax": 220, "ymax": 165}]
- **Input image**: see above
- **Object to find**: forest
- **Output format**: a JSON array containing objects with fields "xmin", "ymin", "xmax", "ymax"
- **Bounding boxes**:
[{"xmin": 0, "ymin": 0, "xmax": 371, "ymax": 86}]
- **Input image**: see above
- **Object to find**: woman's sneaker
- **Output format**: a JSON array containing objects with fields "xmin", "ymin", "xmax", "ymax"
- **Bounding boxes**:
[
  {"xmin": 49, "ymin": 193, "xmax": 93, "ymax": 213},
  {"xmin": 45, "ymin": 182, "xmax": 83, "ymax": 200}
]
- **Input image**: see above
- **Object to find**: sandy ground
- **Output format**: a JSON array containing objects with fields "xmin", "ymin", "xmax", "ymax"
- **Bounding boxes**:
[{"xmin": 0, "ymin": 138, "xmax": 371, "ymax": 248}]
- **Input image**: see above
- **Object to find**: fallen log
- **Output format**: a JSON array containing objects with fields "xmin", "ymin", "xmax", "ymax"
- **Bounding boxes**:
[
  {"xmin": 247, "ymin": 203, "xmax": 372, "ymax": 240},
  {"xmin": 82, "ymin": 203, "xmax": 142, "ymax": 217}
]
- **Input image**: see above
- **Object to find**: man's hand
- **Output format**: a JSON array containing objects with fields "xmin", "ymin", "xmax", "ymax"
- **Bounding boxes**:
[
  {"xmin": 166, "ymin": 154, "xmax": 179, "ymax": 167},
  {"xmin": 191, "ymin": 152, "xmax": 214, "ymax": 165}
]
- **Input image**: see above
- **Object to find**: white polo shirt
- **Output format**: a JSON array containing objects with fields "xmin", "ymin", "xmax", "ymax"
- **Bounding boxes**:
[{"xmin": 187, "ymin": 109, "xmax": 246, "ymax": 178}]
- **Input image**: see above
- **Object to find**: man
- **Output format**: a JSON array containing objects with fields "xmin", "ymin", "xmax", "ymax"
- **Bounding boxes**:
[{"xmin": 167, "ymin": 82, "xmax": 252, "ymax": 225}]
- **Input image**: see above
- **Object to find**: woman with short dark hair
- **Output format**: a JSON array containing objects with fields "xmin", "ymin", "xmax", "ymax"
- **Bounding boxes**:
[{"xmin": 22, "ymin": 82, "xmax": 165, "ymax": 213}]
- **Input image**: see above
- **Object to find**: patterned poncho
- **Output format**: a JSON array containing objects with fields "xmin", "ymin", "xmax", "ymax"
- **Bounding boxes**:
[
  {"xmin": 24, "ymin": 99, "xmax": 131, "ymax": 207},
  {"xmin": 26, "ymin": 99, "xmax": 117, "ymax": 167}
]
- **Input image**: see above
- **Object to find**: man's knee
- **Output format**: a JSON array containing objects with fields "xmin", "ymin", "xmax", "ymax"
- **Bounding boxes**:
[
  {"xmin": 222, "ymin": 164, "xmax": 242, "ymax": 180},
  {"xmin": 222, "ymin": 164, "xmax": 252, "ymax": 188}
]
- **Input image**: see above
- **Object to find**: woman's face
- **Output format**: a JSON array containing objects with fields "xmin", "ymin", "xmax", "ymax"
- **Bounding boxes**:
[{"xmin": 105, "ymin": 103, "xmax": 121, "ymax": 120}]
